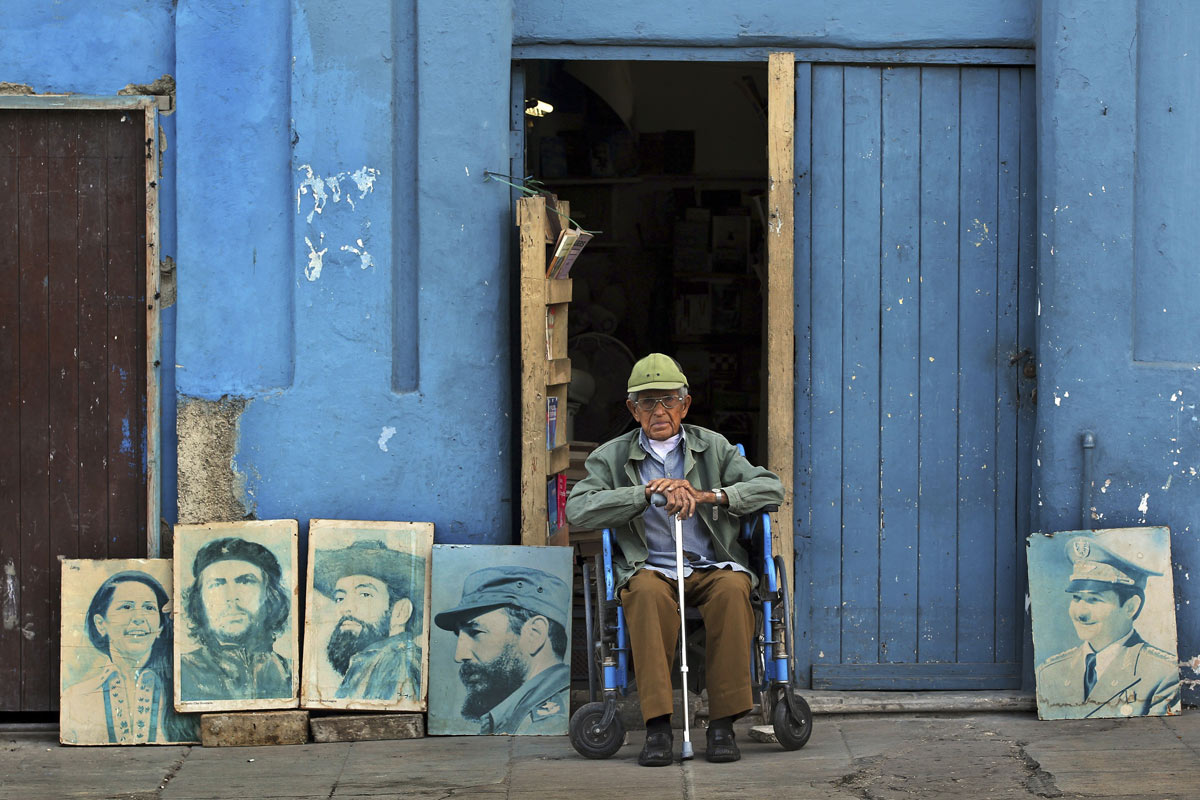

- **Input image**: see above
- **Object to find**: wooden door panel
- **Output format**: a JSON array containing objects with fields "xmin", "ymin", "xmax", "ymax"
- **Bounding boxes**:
[
  {"xmin": 0, "ymin": 109, "xmax": 147, "ymax": 711},
  {"xmin": 802, "ymin": 65, "xmax": 1036, "ymax": 689}
]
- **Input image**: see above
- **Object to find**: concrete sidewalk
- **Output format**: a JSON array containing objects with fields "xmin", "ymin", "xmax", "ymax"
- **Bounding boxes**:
[{"xmin": 4, "ymin": 712, "xmax": 1199, "ymax": 800}]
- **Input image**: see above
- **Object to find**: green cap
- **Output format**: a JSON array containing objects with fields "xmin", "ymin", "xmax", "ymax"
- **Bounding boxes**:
[{"xmin": 627, "ymin": 353, "xmax": 688, "ymax": 393}]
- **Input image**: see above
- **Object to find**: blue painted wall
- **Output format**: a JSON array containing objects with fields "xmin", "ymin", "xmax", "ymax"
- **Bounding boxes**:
[
  {"xmin": 173, "ymin": 0, "xmax": 515, "ymax": 542},
  {"xmin": 514, "ymin": 0, "xmax": 1035, "ymax": 47},
  {"xmin": 6, "ymin": 0, "xmax": 1198, "ymax": 696},
  {"xmin": 1037, "ymin": 0, "xmax": 1200, "ymax": 701},
  {"xmin": 5, "ymin": 0, "xmax": 514, "ymax": 544}
]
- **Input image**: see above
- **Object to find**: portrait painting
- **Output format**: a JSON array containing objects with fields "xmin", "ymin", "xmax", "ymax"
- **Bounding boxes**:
[
  {"xmin": 59, "ymin": 559, "xmax": 199, "ymax": 745},
  {"xmin": 300, "ymin": 519, "xmax": 434, "ymax": 710},
  {"xmin": 1028, "ymin": 526, "xmax": 1181, "ymax": 720},
  {"xmin": 427, "ymin": 545, "xmax": 574, "ymax": 736},
  {"xmin": 173, "ymin": 520, "xmax": 300, "ymax": 712}
]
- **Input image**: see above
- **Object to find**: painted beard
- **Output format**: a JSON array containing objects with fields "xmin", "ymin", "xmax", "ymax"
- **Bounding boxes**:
[
  {"xmin": 326, "ymin": 615, "xmax": 388, "ymax": 676},
  {"xmin": 459, "ymin": 641, "xmax": 528, "ymax": 721}
]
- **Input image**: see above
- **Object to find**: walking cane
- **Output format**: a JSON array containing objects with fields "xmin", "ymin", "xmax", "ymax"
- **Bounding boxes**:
[{"xmin": 652, "ymin": 492, "xmax": 695, "ymax": 761}]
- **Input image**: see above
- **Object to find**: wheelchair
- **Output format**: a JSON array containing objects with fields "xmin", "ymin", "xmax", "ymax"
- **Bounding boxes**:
[{"xmin": 569, "ymin": 501, "xmax": 813, "ymax": 758}]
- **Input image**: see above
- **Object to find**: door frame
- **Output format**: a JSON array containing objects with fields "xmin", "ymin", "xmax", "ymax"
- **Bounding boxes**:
[
  {"xmin": 0, "ymin": 95, "xmax": 167, "ymax": 557},
  {"xmin": 510, "ymin": 46, "xmax": 1035, "ymax": 689},
  {"xmin": 509, "ymin": 53, "xmax": 798, "ymax": 572}
]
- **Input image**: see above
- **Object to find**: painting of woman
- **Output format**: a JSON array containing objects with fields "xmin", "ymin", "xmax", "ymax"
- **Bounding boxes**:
[{"xmin": 60, "ymin": 566, "xmax": 198, "ymax": 745}]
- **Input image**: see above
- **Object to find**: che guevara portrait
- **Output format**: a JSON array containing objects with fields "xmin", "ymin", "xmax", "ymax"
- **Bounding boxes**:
[{"xmin": 173, "ymin": 520, "xmax": 300, "ymax": 712}]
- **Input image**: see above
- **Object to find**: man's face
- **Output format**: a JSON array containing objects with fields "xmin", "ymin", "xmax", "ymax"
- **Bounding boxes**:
[
  {"xmin": 199, "ymin": 559, "xmax": 265, "ymax": 643},
  {"xmin": 1069, "ymin": 588, "xmax": 1136, "ymax": 649},
  {"xmin": 326, "ymin": 574, "xmax": 393, "ymax": 675},
  {"xmin": 627, "ymin": 389, "xmax": 691, "ymax": 441},
  {"xmin": 454, "ymin": 607, "xmax": 530, "ymax": 720}
]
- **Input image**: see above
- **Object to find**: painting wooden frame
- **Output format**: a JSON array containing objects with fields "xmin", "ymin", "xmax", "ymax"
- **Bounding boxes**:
[
  {"xmin": 60, "ymin": 559, "xmax": 199, "ymax": 745},
  {"xmin": 1029, "ymin": 527, "xmax": 1181, "ymax": 720},
  {"xmin": 427, "ymin": 544, "xmax": 574, "ymax": 736},
  {"xmin": 300, "ymin": 519, "xmax": 434, "ymax": 711},
  {"xmin": 173, "ymin": 520, "xmax": 300, "ymax": 712}
]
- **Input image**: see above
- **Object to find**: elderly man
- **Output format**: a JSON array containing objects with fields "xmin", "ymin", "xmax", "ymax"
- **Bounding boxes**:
[
  {"xmin": 434, "ymin": 566, "xmax": 571, "ymax": 734},
  {"xmin": 1036, "ymin": 535, "xmax": 1181, "ymax": 718},
  {"xmin": 180, "ymin": 537, "xmax": 293, "ymax": 702},
  {"xmin": 566, "ymin": 353, "xmax": 784, "ymax": 766},
  {"xmin": 313, "ymin": 540, "xmax": 425, "ymax": 701}
]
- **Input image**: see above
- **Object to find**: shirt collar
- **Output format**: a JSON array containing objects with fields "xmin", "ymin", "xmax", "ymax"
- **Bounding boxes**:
[
  {"xmin": 1091, "ymin": 628, "xmax": 1135, "ymax": 675},
  {"xmin": 638, "ymin": 427, "xmax": 686, "ymax": 460}
]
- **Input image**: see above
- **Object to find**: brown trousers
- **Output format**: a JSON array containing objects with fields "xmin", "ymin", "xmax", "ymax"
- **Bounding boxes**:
[{"xmin": 619, "ymin": 568, "xmax": 754, "ymax": 722}]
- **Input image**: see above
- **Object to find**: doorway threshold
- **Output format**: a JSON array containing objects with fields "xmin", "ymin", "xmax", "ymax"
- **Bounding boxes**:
[{"xmin": 803, "ymin": 689, "xmax": 1035, "ymax": 715}]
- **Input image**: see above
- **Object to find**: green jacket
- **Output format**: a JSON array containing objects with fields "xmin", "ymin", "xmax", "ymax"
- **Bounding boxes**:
[{"xmin": 564, "ymin": 425, "xmax": 785, "ymax": 591}]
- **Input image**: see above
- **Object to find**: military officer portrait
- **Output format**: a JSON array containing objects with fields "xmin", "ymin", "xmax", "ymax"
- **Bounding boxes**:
[
  {"xmin": 427, "ymin": 545, "xmax": 573, "ymax": 736},
  {"xmin": 1031, "ymin": 527, "xmax": 1181, "ymax": 720}
]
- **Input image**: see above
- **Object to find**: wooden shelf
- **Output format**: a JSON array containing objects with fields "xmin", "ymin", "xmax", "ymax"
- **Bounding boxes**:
[
  {"xmin": 547, "ymin": 357, "xmax": 571, "ymax": 386},
  {"xmin": 518, "ymin": 195, "xmax": 574, "ymax": 547},
  {"xmin": 547, "ymin": 279, "xmax": 572, "ymax": 304},
  {"xmin": 547, "ymin": 444, "xmax": 570, "ymax": 475}
]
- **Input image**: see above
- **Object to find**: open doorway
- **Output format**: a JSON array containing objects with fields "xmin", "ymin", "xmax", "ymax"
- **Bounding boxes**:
[{"xmin": 523, "ymin": 60, "xmax": 770, "ymax": 463}]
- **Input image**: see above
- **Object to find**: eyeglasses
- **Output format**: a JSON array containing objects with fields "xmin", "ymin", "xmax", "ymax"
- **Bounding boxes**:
[{"xmin": 634, "ymin": 395, "xmax": 685, "ymax": 412}]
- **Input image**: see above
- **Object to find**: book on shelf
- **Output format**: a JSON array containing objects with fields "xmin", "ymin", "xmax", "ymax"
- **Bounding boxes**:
[
  {"xmin": 546, "ymin": 473, "xmax": 568, "ymax": 536},
  {"xmin": 546, "ymin": 227, "xmax": 594, "ymax": 279},
  {"xmin": 546, "ymin": 396, "xmax": 558, "ymax": 448},
  {"xmin": 556, "ymin": 473, "xmax": 568, "ymax": 529},
  {"xmin": 547, "ymin": 477, "xmax": 559, "ymax": 530},
  {"xmin": 545, "ymin": 306, "xmax": 557, "ymax": 360}
]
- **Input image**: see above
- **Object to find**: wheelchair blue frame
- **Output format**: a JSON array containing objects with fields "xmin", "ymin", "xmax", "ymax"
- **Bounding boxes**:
[{"xmin": 597, "ymin": 509, "xmax": 788, "ymax": 698}]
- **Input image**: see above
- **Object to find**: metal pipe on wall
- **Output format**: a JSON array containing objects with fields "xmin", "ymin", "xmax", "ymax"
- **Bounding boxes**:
[{"xmin": 1080, "ymin": 430, "xmax": 1096, "ymax": 530}]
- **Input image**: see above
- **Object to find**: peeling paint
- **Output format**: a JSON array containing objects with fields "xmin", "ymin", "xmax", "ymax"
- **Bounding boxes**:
[
  {"xmin": 296, "ymin": 165, "xmax": 382, "ymax": 221},
  {"xmin": 340, "ymin": 238, "xmax": 375, "ymax": 270},
  {"xmin": 378, "ymin": 426, "xmax": 397, "ymax": 452},
  {"xmin": 2, "ymin": 561, "xmax": 16, "ymax": 631},
  {"xmin": 1138, "ymin": 493, "xmax": 1150, "ymax": 514},
  {"xmin": 304, "ymin": 233, "xmax": 327, "ymax": 281}
]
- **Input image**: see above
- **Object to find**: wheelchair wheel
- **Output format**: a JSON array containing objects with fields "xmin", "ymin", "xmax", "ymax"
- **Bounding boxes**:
[
  {"xmin": 771, "ymin": 691, "xmax": 813, "ymax": 751},
  {"xmin": 569, "ymin": 702, "xmax": 625, "ymax": 759}
]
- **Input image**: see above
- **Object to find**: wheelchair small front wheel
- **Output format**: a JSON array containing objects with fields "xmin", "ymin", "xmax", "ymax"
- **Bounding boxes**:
[
  {"xmin": 570, "ymin": 702, "xmax": 625, "ymax": 759},
  {"xmin": 771, "ymin": 692, "xmax": 813, "ymax": 751}
]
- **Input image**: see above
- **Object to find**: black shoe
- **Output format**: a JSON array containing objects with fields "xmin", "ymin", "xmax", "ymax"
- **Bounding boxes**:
[
  {"xmin": 638, "ymin": 731, "xmax": 674, "ymax": 766},
  {"xmin": 705, "ymin": 726, "xmax": 741, "ymax": 763}
]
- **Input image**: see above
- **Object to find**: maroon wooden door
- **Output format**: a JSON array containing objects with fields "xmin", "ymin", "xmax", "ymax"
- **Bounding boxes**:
[{"xmin": 0, "ymin": 109, "xmax": 148, "ymax": 712}]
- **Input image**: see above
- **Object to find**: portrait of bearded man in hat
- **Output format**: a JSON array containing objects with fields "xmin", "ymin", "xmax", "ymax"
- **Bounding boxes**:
[
  {"xmin": 1029, "ymin": 526, "xmax": 1181, "ymax": 720},
  {"xmin": 301, "ymin": 521, "xmax": 434, "ymax": 711}
]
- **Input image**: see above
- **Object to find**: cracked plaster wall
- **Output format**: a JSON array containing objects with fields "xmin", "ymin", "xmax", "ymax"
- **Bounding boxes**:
[{"xmin": 176, "ymin": 396, "xmax": 253, "ymax": 526}]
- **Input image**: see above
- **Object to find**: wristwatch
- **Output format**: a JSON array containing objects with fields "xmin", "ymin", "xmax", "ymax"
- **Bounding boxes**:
[{"xmin": 711, "ymin": 488, "xmax": 725, "ymax": 521}]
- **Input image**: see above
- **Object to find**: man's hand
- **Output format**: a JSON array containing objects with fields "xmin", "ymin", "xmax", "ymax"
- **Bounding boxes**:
[{"xmin": 645, "ymin": 478, "xmax": 700, "ymax": 519}]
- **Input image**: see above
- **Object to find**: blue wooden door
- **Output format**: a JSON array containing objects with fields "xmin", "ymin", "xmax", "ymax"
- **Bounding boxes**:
[{"xmin": 794, "ymin": 64, "xmax": 1037, "ymax": 689}]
